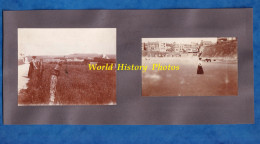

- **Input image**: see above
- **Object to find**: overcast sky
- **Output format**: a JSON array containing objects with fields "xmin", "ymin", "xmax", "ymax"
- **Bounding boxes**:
[
  {"xmin": 142, "ymin": 38, "xmax": 218, "ymax": 44},
  {"xmin": 18, "ymin": 28, "xmax": 116, "ymax": 56}
]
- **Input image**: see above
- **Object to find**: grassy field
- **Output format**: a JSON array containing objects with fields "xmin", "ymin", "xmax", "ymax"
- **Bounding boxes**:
[
  {"xmin": 142, "ymin": 57, "xmax": 238, "ymax": 96},
  {"xmin": 18, "ymin": 63, "xmax": 116, "ymax": 105}
]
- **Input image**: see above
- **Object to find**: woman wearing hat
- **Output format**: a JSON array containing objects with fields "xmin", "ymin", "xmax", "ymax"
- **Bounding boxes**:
[{"xmin": 197, "ymin": 61, "xmax": 204, "ymax": 74}]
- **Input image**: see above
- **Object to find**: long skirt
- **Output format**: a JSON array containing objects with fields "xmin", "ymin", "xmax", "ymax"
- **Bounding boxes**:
[
  {"xmin": 197, "ymin": 65, "xmax": 204, "ymax": 74},
  {"xmin": 28, "ymin": 63, "xmax": 34, "ymax": 78},
  {"xmin": 49, "ymin": 75, "xmax": 58, "ymax": 104}
]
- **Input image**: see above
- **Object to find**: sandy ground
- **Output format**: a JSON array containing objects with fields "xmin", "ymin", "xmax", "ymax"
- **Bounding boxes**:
[
  {"xmin": 142, "ymin": 57, "xmax": 238, "ymax": 96},
  {"xmin": 18, "ymin": 63, "xmax": 30, "ymax": 93}
]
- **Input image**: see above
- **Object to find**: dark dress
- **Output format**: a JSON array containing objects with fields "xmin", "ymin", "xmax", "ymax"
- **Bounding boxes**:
[
  {"xmin": 37, "ymin": 61, "xmax": 44, "ymax": 86},
  {"xmin": 197, "ymin": 65, "xmax": 204, "ymax": 74},
  {"xmin": 28, "ymin": 62, "xmax": 34, "ymax": 78}
]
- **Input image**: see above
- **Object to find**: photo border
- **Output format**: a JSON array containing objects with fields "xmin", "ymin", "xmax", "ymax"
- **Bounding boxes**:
[{"xmin": 3, "ymin": 9, "xmax": 254, "ymax": 125}]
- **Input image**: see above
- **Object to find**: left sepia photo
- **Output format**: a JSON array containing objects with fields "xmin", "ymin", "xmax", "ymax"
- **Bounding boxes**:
[{"xmin": 18, "ymin": 28, "xmax": 117, "ymax": 106}]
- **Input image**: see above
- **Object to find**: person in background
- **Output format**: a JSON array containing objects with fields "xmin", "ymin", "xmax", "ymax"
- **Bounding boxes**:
[
  {"xmin": 37, "ymin": 59, "xmax": 44, "ymax": 86},
  {"xmin": 28, "ymin": 56, "xmax": 38, "ymax": 78}
]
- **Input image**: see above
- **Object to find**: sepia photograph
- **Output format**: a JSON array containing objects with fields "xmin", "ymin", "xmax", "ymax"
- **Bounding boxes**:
[
  {"xmin": 142, "ymin": 37, "xmax": 238, "ymax": 96},
  {"xmin": 18, "ymin": 28, "xmax": 116, "ymax": 105}
]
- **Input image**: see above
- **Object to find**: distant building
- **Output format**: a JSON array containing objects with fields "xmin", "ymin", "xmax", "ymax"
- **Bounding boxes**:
[
  {"xmin": 166, "ymin": 43, "xmax": 174, "ymax": 52},
  {"xmin": 159, "ymin": 42, "xmax": 167, "ymax": 52},
  {"xmin": 45, "ymin": 59, "xmax": 61, "ymax": 62},
  {"xmin": 102, "ymin": 54, "xmax": 110, "ymax": 59},
  {"xmin": 144, "ymin": 41, "xmax": 169, "ymax": 52},
  {"xmin": 174, "ymin": 43, "xmax": 199, "ymax": 53},
  {"xmin": 201, "ymin": 40, "xmax": 214, "ymax": 46},
  {"xmin": 174, "ymin": 44, "xmax": 184, "ymax": 52},
  {"xmin": 217, "ymin": 37, "xmax": 237, "ymax": 44},
  {"xmin": 73, "ymin": 58, "xmax": 84, "ymax": 62},
  {"xmin": 143, "ymin": 40, "xmax": 201, "ymax": 57},
  {"xmin": 146, "ymin": 42, "xmax": 159, "ymax": 51}
]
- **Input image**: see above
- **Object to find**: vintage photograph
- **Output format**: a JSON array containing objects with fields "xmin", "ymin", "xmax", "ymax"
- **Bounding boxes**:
[
  {"xmin": 18, "ymin": 28, "xmax": 116, "ymax": 105},
  {"xmin": 142, "ymin": 37, "xmax": 238, "ymax": 96}
]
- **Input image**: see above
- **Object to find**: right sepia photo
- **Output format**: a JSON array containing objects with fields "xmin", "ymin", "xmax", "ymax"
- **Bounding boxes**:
[{"xmin": 142, "ymin": 37, "xmax": 238, "ymax": 96}]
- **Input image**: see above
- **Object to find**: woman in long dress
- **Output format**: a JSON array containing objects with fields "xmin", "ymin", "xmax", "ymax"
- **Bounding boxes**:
[
  {"xmin": 37, "ymin": 59, "xmax": 44, "ymax": 86},
  {"xmin": 28, "ymin": 56, "xmax": 38, "ymax": 78},
  {"xmin": 197, "ymin": 62, "xmax": 204, "ymax": 74}
]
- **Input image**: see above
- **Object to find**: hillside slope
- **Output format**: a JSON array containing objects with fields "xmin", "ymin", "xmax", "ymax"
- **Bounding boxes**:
[{"xmin": 201, "ymin": 41, "xmax": 237, "ymax": 58}]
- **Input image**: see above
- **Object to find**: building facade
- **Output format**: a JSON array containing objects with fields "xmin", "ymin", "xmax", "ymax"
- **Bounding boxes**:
[{"xmin": 143, "ymin": 41, "xmax": 201, "ymax": 54}]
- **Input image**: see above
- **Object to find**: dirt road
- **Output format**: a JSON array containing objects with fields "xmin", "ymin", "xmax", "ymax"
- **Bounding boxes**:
[{"xmin": 18, "ymin": 63, "xmax": 30, "ymax": 93}]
